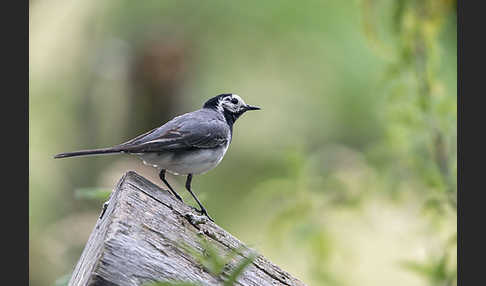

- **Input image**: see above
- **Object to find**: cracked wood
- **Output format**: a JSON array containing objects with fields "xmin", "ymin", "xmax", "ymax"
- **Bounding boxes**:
[{"xmin": 68, "ymin": 171, "xmax": 306, "ymax": 286}]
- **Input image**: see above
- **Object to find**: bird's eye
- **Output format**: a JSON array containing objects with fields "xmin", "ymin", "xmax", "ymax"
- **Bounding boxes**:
[{"xmin": 231, "ymin": 98, "xmax": 238, "ymax": 104}]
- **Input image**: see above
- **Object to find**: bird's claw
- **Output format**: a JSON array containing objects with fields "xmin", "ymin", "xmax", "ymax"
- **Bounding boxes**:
[{"xmin": 192, "ymin": 206, "xmax": 214, "ymax": 222}]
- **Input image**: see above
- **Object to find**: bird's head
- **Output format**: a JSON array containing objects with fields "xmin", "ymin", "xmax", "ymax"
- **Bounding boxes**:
[{"xmin": 203, "ymin": 93, "xmax": 260, "ymax": 124}]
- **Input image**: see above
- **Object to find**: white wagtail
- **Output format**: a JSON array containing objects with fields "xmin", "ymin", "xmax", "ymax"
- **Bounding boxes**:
[{"xmin": 54, "ymin": 93, "xmax": 260, "ymax": 221}]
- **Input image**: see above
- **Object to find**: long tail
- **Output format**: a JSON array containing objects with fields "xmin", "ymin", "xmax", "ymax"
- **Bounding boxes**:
[{"xmin": 54, "ymin": 147, "xmax": 124, "ymax": 159}]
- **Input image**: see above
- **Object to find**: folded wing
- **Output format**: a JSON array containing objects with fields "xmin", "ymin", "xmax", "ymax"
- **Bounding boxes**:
[{"xmin": 117, "ymin": 111, "xmax": 229, "ymax": 153}]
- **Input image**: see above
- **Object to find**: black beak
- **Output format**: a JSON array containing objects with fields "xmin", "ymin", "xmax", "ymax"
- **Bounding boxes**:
[{"xmin": 245, "ymin": 104, "xmax": 261, "ymax": 111}]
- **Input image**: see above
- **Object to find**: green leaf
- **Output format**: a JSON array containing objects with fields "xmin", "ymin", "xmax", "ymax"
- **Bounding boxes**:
[
  {"xmin": 400, "ymin": 251, "xmax": 456, "ymax": 285},
  {"xmin": 53, "ymin": 273, "xmax": 71, "ymax": 286},
  {"xmin": 178, "ymin": 237, "xmax": 256, "ymax": 285},
  {"xmin": 400, "ymin": 260, "xmax": 435, "ymax": 278},
  {"xmin": 74, "ymin": 187, "xmax": 111, "ymax": 201},
  {"xmin": 223, "ymin": 253, "xmax": 256, "ymax": 286},
  {"xmin": 179, "ymin": 238, "xmax": 227, "ymax": 275}
]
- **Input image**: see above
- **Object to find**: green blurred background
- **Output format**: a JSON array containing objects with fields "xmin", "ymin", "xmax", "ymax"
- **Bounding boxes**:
[{"xmin": 29, "ymin": 0, "xmax": 457, "ymax": 285}]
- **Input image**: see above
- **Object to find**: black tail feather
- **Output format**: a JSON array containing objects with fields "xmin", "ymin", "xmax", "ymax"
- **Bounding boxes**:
[{"xmin": 54, "ymin": 147, "xmax": 123, "ymax": 159}]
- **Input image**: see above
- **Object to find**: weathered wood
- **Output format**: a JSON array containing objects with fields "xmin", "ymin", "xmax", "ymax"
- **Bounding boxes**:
[{"xmin": 69, "ymin": 171, "xmax": 306, "ymax": 286}]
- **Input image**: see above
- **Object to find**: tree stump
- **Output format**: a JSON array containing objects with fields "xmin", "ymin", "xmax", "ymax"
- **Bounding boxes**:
[{"xmin": 68, "ymin": 171, "xmax": 306, "ymax": 286}]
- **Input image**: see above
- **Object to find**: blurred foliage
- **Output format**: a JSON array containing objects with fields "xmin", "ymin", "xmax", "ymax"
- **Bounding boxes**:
[
  {"xmin": 362, "ymin": 0, "xmax": 457, "ymax": 207},
  {"xmin": 180, "ymin": 237, "xmax": 257, "ymax": 286},
  {"xmin": 361, "ymin": 0, "xmax": 457, "ymax": 285},
  {"xmin": 52, "ymin": 273, "xmax": 70, "ymax": 286},
  {"xmin": 30, "ymin": 0, "xmax": 456, "ymax": 286},
  {"xmin": 144, "ymin": 236, "xmax": 256, "ymax": 286},
  {"xmin": 400, "ymin": 233, "xmax": 457, "ymax": 286},
  {"xmin": 179, "ymin": 237, "xmax": 237, "ymax": 277},
  {"xmin": 74, "ymin": 187, "xmax": 111, "ymax": 201}
]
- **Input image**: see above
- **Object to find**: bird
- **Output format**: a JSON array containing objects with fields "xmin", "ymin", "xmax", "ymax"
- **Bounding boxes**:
[{"xmin": 54, "ymin": 93, "xmax": 261, "ymax": 222}]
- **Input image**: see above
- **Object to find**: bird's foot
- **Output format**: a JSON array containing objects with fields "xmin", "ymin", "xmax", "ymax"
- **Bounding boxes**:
[{"xmin": 192, "ymin": 206, "xmax": 215, "ymax": 222}]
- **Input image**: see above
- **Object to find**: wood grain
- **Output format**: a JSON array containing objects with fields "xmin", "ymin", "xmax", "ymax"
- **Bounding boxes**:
[{"xmin": 68, "ymin": 171, "xmax": 306, "ymax": 286}]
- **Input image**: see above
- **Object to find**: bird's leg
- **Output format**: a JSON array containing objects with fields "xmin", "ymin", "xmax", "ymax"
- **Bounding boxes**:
[
  {"xmin": 159, "ymin": 169, "xmax": 183, "ymax": 202},
  {"xmin": 185, "ymin": 174, "xmax": 214, "ymax": 222}
]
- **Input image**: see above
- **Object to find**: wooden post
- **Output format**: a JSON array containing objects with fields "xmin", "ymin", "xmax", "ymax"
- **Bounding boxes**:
[{"xmin": 68, "ymin": 171, "xmax": 306, "ymax": 286}]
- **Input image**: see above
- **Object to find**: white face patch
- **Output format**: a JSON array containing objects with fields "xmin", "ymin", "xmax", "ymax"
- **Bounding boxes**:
[{"xmin": 219, "ymin": 94, "xmax": 247, "ymax": 113}]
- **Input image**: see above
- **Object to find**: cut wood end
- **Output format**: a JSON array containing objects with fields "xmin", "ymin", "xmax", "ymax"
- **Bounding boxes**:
[{"xmin": 68, "ymin": 171, "xmax": 307, "ymax": 286}]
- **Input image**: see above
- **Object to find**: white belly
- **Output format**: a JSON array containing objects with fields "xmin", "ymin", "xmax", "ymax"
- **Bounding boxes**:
[{"xmin": 133, "ymin": 144, "xmax": 229, "ymax": 175}]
